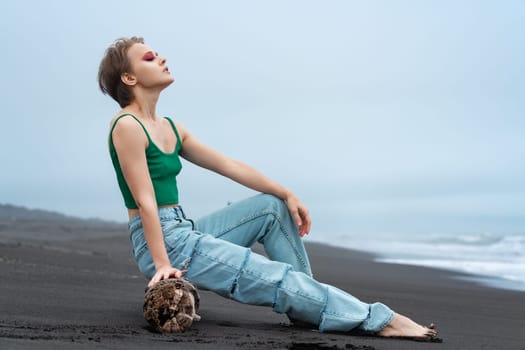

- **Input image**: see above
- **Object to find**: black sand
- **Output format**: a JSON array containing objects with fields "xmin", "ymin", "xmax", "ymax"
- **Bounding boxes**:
[{"xmin": 1, "ymin": 217, "xmax": 524, "ymax": 350}]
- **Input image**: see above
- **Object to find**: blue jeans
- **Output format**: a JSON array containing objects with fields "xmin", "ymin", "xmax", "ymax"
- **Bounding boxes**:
[{"xmin": 129, "ymin": 194, "xmax": 394, "ymax": 333}]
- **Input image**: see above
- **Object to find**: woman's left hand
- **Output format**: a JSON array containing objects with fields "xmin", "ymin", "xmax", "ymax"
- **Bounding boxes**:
[{"xmin": 284, "ymin": 192, "xmax": 311, "ymax": 237}]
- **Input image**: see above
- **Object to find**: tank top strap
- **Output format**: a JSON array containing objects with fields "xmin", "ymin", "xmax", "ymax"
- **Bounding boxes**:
[
  {"xmin": 109, "ymin": 113, "xmax": 152, "ymax": 143},
  {"xmin": 164, "ymin": 117, "xmax": 182, "ymax": 148}
]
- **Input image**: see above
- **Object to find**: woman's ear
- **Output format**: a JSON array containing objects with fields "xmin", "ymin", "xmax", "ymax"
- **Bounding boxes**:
[{"xmin": 121, "ymin": 72, "xmax": 137, "ymax": 86}]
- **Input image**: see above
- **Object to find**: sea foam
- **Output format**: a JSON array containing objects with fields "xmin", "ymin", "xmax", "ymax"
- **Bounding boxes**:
[{"xmin": 311, "ymin": 232, "xmax": 525, "ymax": 292}]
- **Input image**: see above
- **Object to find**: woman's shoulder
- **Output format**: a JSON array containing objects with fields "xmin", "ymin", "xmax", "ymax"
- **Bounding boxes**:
[
  {"xmin": 109, "ymin": 111, "xmax": 145, "ymax": 133},
  {"xmin": 108, "ymin": 112, "xmax": 147, "ymax": 146}
]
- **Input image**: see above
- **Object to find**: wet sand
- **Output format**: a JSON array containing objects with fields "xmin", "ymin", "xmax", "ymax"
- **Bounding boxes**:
[{"xmin": 1, "ymin": 219, "xmax": 524, "ymax": 349}]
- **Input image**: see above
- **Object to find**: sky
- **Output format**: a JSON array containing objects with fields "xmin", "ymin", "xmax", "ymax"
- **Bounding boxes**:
[{"xmin": 1, "ymin": 1, "xmax": 524, "ymax": 236}]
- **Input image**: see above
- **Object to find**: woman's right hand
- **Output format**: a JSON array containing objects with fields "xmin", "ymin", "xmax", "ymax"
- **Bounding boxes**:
[{"xmin": 148, "ymin": 265, "xmax": 184, "ymax": 287}]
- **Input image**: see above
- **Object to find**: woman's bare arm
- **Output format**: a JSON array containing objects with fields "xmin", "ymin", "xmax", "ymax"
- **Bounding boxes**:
[
  {"xmin": 177, "ymin": 123, "xmax": 311, "ymax": 236},
  {"xmin": 111, "ymin": 116, "xmax": 182, "ymax": 286}
]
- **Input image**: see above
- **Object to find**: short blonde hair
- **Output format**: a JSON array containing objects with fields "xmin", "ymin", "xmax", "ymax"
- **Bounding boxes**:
[{"xmin": 98, "ymin": 36, "xmax": 144, "ymax": 108}]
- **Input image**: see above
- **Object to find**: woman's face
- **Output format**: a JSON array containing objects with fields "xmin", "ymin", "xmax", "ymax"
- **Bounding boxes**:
[{"xmin": 126, "ymin": 43, "xmax": 174, "ymax": 90}]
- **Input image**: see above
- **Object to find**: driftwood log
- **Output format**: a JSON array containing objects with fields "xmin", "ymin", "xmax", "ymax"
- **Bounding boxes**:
[{"xmin": 143, "ymin": 278, "xmax": 201, "ymax": 333}]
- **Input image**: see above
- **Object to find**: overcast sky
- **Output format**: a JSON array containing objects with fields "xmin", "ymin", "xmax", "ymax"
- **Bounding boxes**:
[{"xmin": 1, "ymin": 1, "xmax": 523, "ymax": 236}]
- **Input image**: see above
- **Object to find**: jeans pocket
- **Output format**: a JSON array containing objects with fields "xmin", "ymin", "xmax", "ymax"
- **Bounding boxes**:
[
  {"xmin": 133, "ymin": 240, "xmax": 148, "ymax": 260},
  {"xmin": 137, "ymin": 249, "xmax": 155, "ymax": 278},
  {"xmin": 164, "ymin": 229, "xmax": 192, "ymax": 251},
  {"xmin": 130, "ymin": 229, "xmax": 148, "ymax": 260}
]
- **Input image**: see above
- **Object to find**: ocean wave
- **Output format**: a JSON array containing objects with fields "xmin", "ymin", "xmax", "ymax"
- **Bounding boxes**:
[
  {"xmin": 310, "ymin": 232, "xmax": 525, "ymax": 291},
  {"xmin": 427, "ymin": 233, "xmax": 505, "ymax": 246}
]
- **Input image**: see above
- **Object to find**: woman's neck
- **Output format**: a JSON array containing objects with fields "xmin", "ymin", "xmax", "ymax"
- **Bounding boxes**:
[{"xmin": 127, "ymin": 89, "xmax": 161, "ymax": 121}]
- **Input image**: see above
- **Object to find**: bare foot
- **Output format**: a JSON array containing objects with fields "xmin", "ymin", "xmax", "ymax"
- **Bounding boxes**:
[{"xmin": 378, "ymin": 313, "xmax": 438, "ymax": 340}]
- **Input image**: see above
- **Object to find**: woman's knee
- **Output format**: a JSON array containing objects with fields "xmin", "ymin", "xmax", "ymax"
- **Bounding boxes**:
[{"xmin": 256, "ymin": 193, "xmax": 288, "ymax": 214}]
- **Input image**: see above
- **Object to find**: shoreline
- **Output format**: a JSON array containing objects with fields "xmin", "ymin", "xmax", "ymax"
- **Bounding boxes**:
[
  {"xmin": 1, "ymin": 224, "xmax": 524, "ymax": 349},
  {"xmin": 305, "ymin": 235, "xmax": 525, "ymax": 294}
]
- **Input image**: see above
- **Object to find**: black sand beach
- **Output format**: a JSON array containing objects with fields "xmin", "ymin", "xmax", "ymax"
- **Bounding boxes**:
[{"xmin": 1, "ymin": 211, "xmax": 524, "ymax": 350}]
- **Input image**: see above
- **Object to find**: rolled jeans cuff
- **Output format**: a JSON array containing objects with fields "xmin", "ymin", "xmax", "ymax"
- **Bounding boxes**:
[{"xmin": 359, "ymin": 302, "xmax": 395, "ymax": 333}]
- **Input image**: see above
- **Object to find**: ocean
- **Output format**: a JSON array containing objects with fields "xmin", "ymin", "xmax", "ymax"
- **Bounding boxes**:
[{"xmin": 310, "ymin": 231, "xmax": 525, "ymax": 292}]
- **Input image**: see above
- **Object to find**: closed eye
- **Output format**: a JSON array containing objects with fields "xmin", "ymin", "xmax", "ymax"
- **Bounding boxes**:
[{"xmin": 142, "ymin": 52, "xmax": 158, "ymax": 61}]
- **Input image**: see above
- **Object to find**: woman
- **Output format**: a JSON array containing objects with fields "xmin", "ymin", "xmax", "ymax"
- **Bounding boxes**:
[{"xmin": 98, "ymin": 36, "xmax": 438, "ymax": 341}]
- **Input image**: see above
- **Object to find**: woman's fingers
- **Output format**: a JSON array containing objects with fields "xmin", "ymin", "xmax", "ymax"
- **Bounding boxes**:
[
  {"xmin": 148, "ymin": 267, "xmax": 182, "ymax": 287},
  {"xmin": 148, "ymin": 275, "xmax": 159, "ymax": 287},
  {"xmin": 287, "ymin": 198, "xmax": 311, "ymax": 237},
  {"xmin": 300, "ymin": 206, "xmax": 312, "ymax": 235},
  {"xmin": 294, "ymin": 211, "xmax": 302, "ymax": 230}
]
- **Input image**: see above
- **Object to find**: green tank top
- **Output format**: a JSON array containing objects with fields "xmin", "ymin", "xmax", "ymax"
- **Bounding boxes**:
[{"xmin": 108, "ymin": 114, "xmax": 183, "ymax": 209}]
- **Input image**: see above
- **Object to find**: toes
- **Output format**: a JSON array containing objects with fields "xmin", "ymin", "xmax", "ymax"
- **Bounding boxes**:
[
  {"xmin": 425, "ymin": 329, "xmax": 438, "ymax": 337},
  {"xmin": 425, "ymin": 323, "xmax": 438, "ymax": 335}
]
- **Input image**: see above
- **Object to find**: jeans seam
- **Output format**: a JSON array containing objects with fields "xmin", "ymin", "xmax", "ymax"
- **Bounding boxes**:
[
  {"xmin": 135, "ymin": 247, "xmax": 147, "ymax": 260},
  {"xmin": 195, "ymin": 249, "xmax": 246, "ymax": 271},
  {"xmin": 193, "ymin": 249, "xmax": 320, "ymax": 302},
  {"xmin": 272, "ymin": 266, "xmax": 290, "ymax": 310},
  {"xmin": 183, "ymin": 235, "xmax": 204, "ymax": 273},
  {"xmin": 213, "ymin": 210, "xmax": 309, "ymax": 272},
  {"xmin": 279, "ymin": 284, "xmax": 325, "ymax": 303},
  {"xmin": 318, "ymin": 284, "xmax": 329, "ymax": 326},
  {"xmin": 211, "ymin": 210, "xmax": 274, "ymax": 237},
  {"xmin": 229, "ymin": 249, "xmax": 251, "ymax": 297},
  {"xmin": 323, "ymin": 310, "xmax": 366, "ymax": 320}
]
